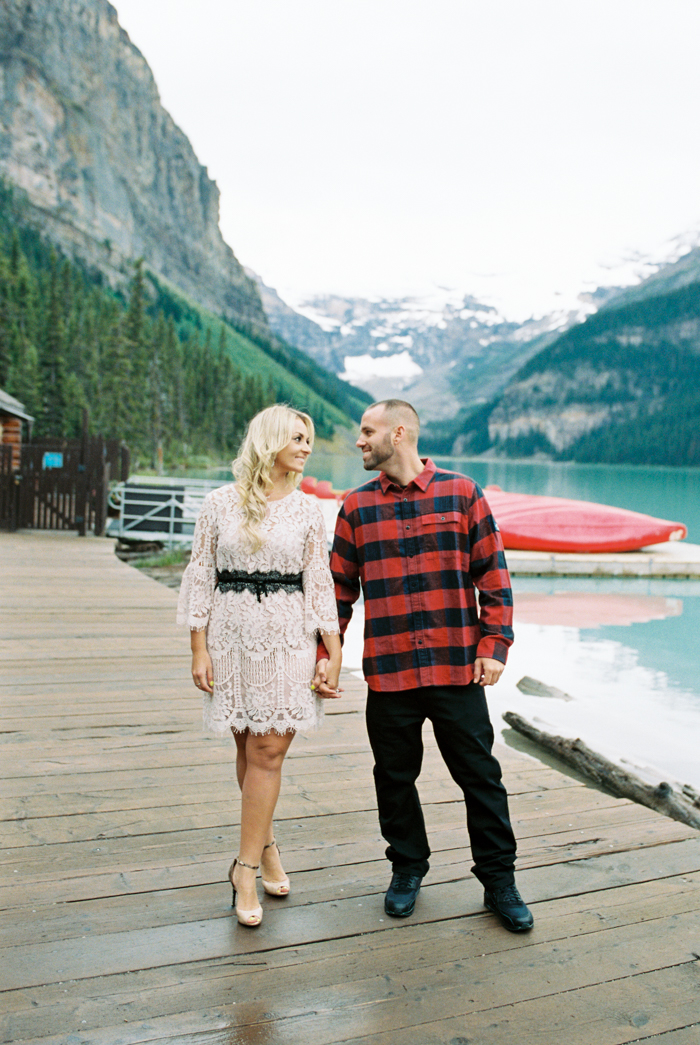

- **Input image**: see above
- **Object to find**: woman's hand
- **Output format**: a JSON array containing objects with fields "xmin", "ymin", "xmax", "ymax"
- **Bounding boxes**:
[
  {"xmin": 191, "ymin": 630, "xmax": 213, "ymax": 693},
  {"xmin": 312, "ymin": 658, "xmax": 343, "ymax": 699}
]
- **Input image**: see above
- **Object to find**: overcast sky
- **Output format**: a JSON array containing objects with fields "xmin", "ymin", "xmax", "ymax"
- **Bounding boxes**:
[{"xmin": 114, "ymin": 0, "xmax": 700, "ymax": 320}]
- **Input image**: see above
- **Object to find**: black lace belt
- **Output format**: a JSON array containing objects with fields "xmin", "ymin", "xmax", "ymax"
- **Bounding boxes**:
[{"xmin": 215, "ymin": 569, "xmax": 304, "ymax": 601}]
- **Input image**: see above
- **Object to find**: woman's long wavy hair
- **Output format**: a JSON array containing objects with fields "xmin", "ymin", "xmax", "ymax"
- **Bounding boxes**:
[{"xmin": 232, "ymin": 404, "xmax": 314, "ymax": 551}]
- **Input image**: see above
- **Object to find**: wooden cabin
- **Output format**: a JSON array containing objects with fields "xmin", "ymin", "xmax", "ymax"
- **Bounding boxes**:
[{"xmin": 0, "ymin": 388, "xmax": 34, "ymax": 469}]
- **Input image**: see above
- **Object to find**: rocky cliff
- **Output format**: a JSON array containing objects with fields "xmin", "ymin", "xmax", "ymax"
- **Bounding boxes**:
[{"xmin": 0, "ymin": 0, "xmax": 267, "ymax": 333}]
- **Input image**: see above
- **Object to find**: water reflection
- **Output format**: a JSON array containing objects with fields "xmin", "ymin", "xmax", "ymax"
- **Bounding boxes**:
[{"xmin": 513, "ymin": 592, "xmax": 682, "ymax": 628}]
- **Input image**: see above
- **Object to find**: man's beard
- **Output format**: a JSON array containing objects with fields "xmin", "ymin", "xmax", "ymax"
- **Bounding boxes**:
[{"xmin": 362, "ymin": 433, "xmax": 393, "ymax": 470}]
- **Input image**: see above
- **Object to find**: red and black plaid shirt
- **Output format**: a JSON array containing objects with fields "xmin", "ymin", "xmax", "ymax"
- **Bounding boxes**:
[{"xmin": 318, "ymin": 458, "xmax": 514, "ymax": 692}]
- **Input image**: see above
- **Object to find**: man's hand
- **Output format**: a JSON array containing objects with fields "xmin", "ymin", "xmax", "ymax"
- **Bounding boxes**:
[
  {"xmin": 474, "ymin": 657, "xmax": 504, "ymax": 686},
  {"xmin": 312, "ymin": 658, "xmax": 343, "ymax": 699}
]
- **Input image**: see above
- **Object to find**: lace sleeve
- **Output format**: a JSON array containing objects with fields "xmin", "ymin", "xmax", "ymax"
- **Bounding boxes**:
[
  {"xmin": 302, "ymin": 501, "xmax": 340, "ymax": 636},
  {"xmin": 176, "ymin": 494, "xmax": 218, "ymax": 631}
]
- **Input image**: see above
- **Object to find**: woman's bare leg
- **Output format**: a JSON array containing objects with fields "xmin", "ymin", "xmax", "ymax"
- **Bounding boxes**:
[
  {"xmin": 232, "ymin": 729, "xmax": 282, "ymax": 862},
  {"xmin": 230, "ymin": 730, "xmax": 294, "ymax": 909}
]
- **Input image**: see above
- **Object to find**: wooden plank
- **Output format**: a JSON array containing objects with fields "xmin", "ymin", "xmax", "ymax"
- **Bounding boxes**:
[
  {"xmin": 3, "ymin": 925, "xmax": 699, "ymax": 1044},
  {"xmin": 2, "ymin": 794, "xmax": 694, "ymax": 864},
  {"xmin": 0, "ymin": 773, "xmax": 639, "ymax": 823},
  {"xmin": 334, "ymin": 966, "xmax": 700, "ymax": 1045},
  {"xmin": 2, "ymin": 857, "xmax": 699, "ymax": 992},
  {"xmin": 3, "ymin": 850, "xmax": 699, "ymax": 953},
  {"xmin": 2, "ymin": 877, "xmax": 696, "ymax": 1032}
]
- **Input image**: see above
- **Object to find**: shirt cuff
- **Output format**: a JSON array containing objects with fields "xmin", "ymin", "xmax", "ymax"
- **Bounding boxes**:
[{"xmin": 476, "ymin": 635, "xmax": 509, "ymax": 664}]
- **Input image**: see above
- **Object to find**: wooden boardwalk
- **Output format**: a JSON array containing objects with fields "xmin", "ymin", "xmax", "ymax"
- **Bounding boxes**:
[{"xmin": 1, "ymin": 531, "xmax": 699, "ymax": 1045}]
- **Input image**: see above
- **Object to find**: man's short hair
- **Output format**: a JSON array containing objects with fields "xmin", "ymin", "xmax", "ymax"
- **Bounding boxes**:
[{"xmin": 369, "ymin": 399, "xmax": 420, "ymax": 444}]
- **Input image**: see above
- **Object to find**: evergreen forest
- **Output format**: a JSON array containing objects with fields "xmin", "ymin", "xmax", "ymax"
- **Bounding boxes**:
[
  {"xmin": 0, "ymin": 182, "xmax": 369, "ymax": 468},
  {"xmin": 432, "ymin": 280, "xmax": 700, "ymax": 467}
]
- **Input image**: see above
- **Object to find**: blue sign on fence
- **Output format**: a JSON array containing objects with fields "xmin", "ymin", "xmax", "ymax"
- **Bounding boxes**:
[{"xmin": 42, "ymin": 452, "xmax": 64, "ymax": 470}]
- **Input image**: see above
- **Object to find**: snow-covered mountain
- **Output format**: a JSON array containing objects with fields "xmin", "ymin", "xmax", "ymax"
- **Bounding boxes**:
[
  {"xmin": 248, "ymin": 226, "xmax": 700, "ymax": 424},
  {"xmin": 249, "ymin": 274, "xmax": 594, "ymax": 420}
]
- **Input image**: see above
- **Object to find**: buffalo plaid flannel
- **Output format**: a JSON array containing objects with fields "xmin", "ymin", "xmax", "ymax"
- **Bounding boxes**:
[{"xmin": 318, "ymin": 458, "xmax": 514, "ymax": 692}]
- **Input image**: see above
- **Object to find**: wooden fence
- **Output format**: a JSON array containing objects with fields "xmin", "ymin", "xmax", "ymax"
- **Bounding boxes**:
[
  {"xmin": 0, "ymin": 437, "xmax": 129, "ymax": 535},
  {"xmin": 0, "ymin": 445, "xmax": 16, "ymax": 531}
]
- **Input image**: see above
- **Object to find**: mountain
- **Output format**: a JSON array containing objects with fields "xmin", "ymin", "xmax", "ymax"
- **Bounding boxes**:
[
  {"xmin": 250, "ymin": 272, "xmax": 593, "ymax": 423},
  {"xmin": 0, "ymin": 0, "xmax": 372, "ymax": 461},
  {"xmin": 460, "ymin": 250, "xmax": 700, "ymax": 466},
  {"xmin": 0, "ymin": 184, "xmax": 368, "ymax": 468},
  {"xmin": 0, "ymin": 0, "xmax": 267, "ymax": 335},
  {"xmin": 254, "ymin": 228, "xmax": 700, "ymax": 465},
  {"xmin": 252, "ymin": 228, "xmax": 700, "ymax": 445}
]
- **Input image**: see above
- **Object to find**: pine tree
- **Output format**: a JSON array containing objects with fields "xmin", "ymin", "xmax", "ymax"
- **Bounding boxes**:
[
  {"xmin": 149, "ymin": 312, "xmax": 166, "ymax": 471},
  {"xmin": 37, "ymin": 253, "xmax": 67, "ymax": 436},
  {"xmin": 7, "ymin": 329, "xmax": 41, "ymax": 417},
  {"xmin": 0, "ymin": 256, "xmax": 11, "ymax": 385},
  {"xmin": 101, "ymin": 318, "xmax": 132, "ymax": 440},
  {"xmin": 124, "ymin": 258, "xmax": 149, "ymax": 445}
]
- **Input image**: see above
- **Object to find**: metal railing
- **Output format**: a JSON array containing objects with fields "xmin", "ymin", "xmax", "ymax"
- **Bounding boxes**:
[
  {"xmin": 107, "ymin": 477, "xmax": 226, "ymax": 547},
  {"xmin": 107, "ymin": 475, "xmax": 341, "ymax": 550}
]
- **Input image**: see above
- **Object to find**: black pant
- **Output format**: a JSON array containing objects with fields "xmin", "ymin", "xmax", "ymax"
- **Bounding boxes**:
[{"xmin": 366, "ymin": 683, "xmax": 517, "ymax": 889}]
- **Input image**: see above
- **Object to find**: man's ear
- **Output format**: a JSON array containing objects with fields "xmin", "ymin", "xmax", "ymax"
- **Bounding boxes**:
[{"xmin": 393, "ymin": 425, "xmax": 405, "ymax": 445}]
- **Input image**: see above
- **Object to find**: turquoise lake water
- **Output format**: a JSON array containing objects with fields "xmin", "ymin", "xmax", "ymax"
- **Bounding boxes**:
[
  {"xmin": 307, "ymin": 453, "xmax": 700, "ymax": 545},
  {"xmin": 200, "ymin": 454, "xmax": 700, "ymax": 789}
]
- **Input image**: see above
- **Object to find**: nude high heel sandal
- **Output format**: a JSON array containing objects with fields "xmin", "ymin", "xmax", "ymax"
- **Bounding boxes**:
[
  {"xmin": 228, "ymin": 859, "xmax": 263, "ymax": 927},
  {"xmin": 261, "ymin": 839, "xmax": 290, "ymax": 897}
]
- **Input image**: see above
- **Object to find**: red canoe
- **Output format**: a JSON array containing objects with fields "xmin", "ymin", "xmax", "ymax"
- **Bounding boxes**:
[
  {"xmin": 300, "ymin": 476, "xmax": 347, "ymax": 499},
  {"xmin": 484, "ymin": 487, "xmax": 687, "ymax": 553}
]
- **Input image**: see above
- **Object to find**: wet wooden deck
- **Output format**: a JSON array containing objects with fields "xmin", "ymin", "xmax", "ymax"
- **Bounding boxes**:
[{"xmin": 1, "ymin": 530, "xmax": 699, "ymax": 1045}]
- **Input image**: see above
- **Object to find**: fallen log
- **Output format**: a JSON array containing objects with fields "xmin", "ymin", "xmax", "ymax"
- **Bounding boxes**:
[{"xmin": 503, "ymin": 710, "xmax": 700, "ymax": 831}]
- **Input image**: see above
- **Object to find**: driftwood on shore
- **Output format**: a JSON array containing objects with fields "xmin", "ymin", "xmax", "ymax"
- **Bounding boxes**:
[{"xmin": 504, "ymin": 707, "xmax": 700, "ymax": 831}]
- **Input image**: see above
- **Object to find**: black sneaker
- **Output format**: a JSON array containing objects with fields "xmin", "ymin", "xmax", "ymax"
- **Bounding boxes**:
[
  {"xmin": 384, "ymin": 871, "xmax": 422, "ymax": 917},
  {"xmin": 484, "ymin": 883, "xmax": 534, "ymax": 932}
]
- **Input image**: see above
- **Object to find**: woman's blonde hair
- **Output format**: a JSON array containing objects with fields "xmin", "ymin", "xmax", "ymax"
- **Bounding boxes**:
[{"xmin": 232, "ymin": 404, "xmax": 314, "ymax": 550}]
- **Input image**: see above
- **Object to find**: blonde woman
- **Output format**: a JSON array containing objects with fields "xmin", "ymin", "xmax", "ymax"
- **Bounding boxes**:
[{"xmin": 177, "ymin": 405, "xmax": 342, "ymax": 926}]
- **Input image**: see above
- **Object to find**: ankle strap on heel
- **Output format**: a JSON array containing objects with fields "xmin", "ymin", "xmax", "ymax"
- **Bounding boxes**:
[{"xmin": 237, "ymin": 859, "xmax": 259, "ymax": 870}]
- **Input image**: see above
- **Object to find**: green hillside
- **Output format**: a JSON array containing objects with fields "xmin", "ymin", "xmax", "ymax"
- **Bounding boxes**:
[
  {"xmin": 0, "ymin": 182, "xmax": 369, "ymax": 467},
  {"xmin": 450, "ymin": 277, "xmax": 700, "ymax": 467}
]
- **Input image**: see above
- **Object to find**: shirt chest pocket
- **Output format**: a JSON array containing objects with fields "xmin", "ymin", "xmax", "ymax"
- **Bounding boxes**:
[
  {"xmin": 418, "ymin": 510, "xmax": 463, "ymax": 534},
  {"xmin": 413, "ymin": 511, "xmax": 464, "ymax": 561}
]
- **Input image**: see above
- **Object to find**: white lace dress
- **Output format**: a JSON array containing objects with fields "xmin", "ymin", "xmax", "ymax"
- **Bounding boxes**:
[{"xmin": 177, "ymin": 485, "xmax": 339, "ymax": 736}]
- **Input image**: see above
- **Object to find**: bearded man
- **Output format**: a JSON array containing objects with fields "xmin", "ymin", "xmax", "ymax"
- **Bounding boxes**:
[{"xmin": 314, "ymin": 399, "xmax": 533, "ymax": 932}]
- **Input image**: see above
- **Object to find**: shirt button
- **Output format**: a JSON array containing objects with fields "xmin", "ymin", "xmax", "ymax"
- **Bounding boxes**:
[
  {"xmin": 406, "ymin": 525, "xmax": 410, "ymax": 530},
  {"xmin": 404, "ymin": 498, "xmax": 408, "ymax": 502}
]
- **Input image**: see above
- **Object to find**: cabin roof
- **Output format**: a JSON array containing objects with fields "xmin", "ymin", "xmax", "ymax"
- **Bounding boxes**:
[{"xmin": 0, "ymin": 388, "xmax": 34, "ymax": 423}]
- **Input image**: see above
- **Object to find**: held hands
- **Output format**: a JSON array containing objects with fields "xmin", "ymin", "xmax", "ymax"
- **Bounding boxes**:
[
  {"xmin": 474, "ymin": 656, "xmax": 504, "ymax": 687},
  {"xmin": 312, "ymin": 658, "xmax": 343, "ymax": 699}
]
